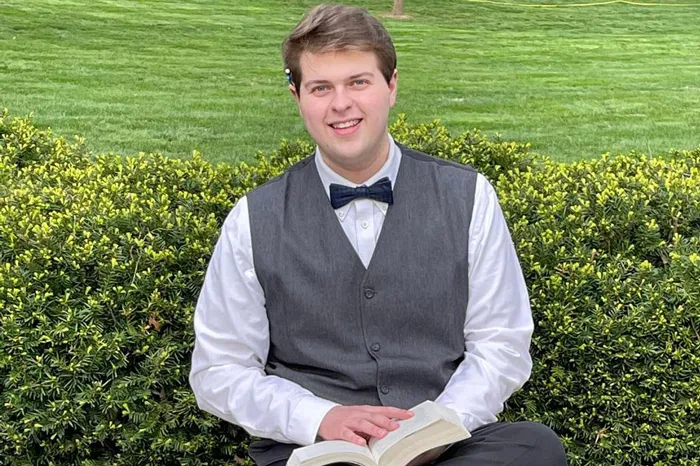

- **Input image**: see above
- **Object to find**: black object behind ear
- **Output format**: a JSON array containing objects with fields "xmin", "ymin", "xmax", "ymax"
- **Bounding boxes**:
[{"xmin": 285, "ymin": 68, "xmax": 295, "ymax": 87}]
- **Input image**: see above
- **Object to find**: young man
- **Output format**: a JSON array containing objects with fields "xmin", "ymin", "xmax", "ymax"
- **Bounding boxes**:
[{"xmin": 189, "ymin": 4, "xmax": 567, "ymax": 466}]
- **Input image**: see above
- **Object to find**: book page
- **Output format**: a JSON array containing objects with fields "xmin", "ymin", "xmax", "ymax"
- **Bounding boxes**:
[
  {"xmin": 286, "ymin": 401, "xmax": 468, "ymax": 466},
  {"xmin": 368, "ymin": 401, "xmax": 440, "ymax": 460},
  {"xmin": 290, "ymin": 440, "xmax": 376, "ymax": 466}
]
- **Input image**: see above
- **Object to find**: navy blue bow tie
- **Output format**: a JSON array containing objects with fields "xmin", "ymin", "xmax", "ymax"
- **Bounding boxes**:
[{"xmin": 329, "ymin": 177, "xmax": 394, "ymax": 209}]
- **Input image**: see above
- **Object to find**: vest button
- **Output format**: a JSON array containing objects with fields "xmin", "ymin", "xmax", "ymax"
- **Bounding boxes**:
[
  {"xmin": 371, "ymin": 343, "xmax": 380, "ymax": 352},
  {"xmin": 364, "ymin": 288, "xmax": 375, "ymax": 299},
  {"xmin": 380, "ymin": 385, "xmax": 390, "ymax": 394}
]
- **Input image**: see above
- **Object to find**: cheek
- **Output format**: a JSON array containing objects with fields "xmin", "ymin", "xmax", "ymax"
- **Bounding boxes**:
[
  {"xmin": 360, "ymin": 92, "xmax": 391, "ymax": 116},
  {"xmin": 300, "ymin": 101, "xmax": 326, "ymax": 126}
]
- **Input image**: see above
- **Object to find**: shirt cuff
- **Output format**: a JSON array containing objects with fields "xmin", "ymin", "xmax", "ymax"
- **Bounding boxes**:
[
  {"xmin": 435, "ymin": 400, "xmax": 485, "ymax": 434},
  {"xmin": 287, "ymin": 396, "xmax": 339, "ymax": 446},
  {"xmin": 455, "ymin": 410, "xmax": 486, "ymax": 433}
]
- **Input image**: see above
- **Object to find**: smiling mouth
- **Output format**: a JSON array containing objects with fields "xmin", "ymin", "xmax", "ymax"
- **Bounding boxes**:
[{"xmin": 329, "ymin": 119, "xmax": 362, "ymax": 129}]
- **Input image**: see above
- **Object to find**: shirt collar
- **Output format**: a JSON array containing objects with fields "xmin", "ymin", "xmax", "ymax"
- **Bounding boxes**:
[{"xmin": 315, "ymin": 134, "xmax": 401, "ymax": 219}]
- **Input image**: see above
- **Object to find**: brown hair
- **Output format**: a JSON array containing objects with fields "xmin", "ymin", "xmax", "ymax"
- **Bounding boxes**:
[{"xmin": 282, "ymin": 4, "xmax": 397, "ymax": 91}]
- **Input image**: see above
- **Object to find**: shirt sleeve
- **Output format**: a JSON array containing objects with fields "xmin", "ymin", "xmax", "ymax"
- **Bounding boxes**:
[
  {"xmin": 434, "ymin": 174, "xmax": 534, "ymax": 432},
  {"xmin": 188, "ymin": 196, "xmax": 338, "ymax": 446}
]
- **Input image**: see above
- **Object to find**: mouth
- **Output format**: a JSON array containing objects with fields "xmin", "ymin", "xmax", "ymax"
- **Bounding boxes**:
[{"xmin": 329, "ymin": 118, "xmax": 362, "ymax": 135}]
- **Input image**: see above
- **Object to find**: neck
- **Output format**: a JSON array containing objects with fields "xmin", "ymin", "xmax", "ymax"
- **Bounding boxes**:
[{"xmin": 321, "ymin": 137, "xmax": 391, "ymax": 184}]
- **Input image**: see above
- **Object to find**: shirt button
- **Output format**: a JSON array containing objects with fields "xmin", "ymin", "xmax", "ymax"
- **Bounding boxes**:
[
  {"xmin": 364, "ymin": 288, "xmax": 375, "ymax": 299},
  {"xmin": 338, "ymin": 211, "xmax": 345, "ymax": 218},
  {"xmin": 361, "ymin": 221, "xmax": 369, "ymax": 229},
  {"xmin": 380, "ymin": 385, "xmax": 390, "ymax": 394},
  {"xmin": 371, "ymin": 343, "xmax": 380, "ymax": 352}
]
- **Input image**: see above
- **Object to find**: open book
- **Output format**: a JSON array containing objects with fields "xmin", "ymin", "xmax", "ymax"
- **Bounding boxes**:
[{"xmin": 287, "ymin": 401, "xmax": 470, "ymax": 466}]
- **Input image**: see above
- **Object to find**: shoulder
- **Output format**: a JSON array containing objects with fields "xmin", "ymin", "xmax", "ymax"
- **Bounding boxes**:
[
  {"xmin": 246, "ymin": 154, "xmax": 316, "ymax": 201},
  {"xmin": 397, "ymin": 143, "xmax": 478, "ymax": 174},
  {"xmin": 397, "ymin": 144, "xmax": 495, "ymax": 220},
  {"xmin": 397, "ymin": 143, "xmax": 479, "ymax": 186}
]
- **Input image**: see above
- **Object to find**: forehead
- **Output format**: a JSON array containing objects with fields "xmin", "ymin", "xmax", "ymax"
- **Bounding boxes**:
[{"xmin": 299, "ymin": 49, "xmax": 380, "ymax": 82}]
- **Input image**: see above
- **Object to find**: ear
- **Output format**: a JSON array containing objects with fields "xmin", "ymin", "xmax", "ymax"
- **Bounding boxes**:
[
  {"xmin": 289, "ymin": 84, "xmax": 303, "ymax": 116},
  {"xmin": 289, "ymin": 84, "xmax": 300, "ymax": 101},
  {"xmin": 389, "ymin": 69, "xmax": 398, "ymax": 107}
]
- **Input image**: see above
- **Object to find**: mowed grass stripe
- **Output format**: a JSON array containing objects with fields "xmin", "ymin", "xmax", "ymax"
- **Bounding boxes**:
[{"xmin": 1, "ymin": 0, "xmax": 699, "ymax": 164}]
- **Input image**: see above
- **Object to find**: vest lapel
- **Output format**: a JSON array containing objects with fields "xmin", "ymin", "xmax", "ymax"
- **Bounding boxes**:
[
  {"xmin": 307, "ymin": 151, "xmax": 411, "ymax": 272},
  {"xmin": 306, "ymin": 160, "xmax": 368, "ymax": 270}
]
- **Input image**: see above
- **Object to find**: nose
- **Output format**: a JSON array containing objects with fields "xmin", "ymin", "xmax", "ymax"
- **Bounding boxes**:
[{"xmin": 330, "ymin": 88, "xmax": 352, "ymax": 113}]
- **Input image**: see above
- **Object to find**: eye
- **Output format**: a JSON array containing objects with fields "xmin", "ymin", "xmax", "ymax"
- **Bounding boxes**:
[
  {"xmin": 312, "ymin": 85, "xmax": 330, "ymax": 94},
  {"xmin": 352, "ymin": 79, "xmax": 369, "ymax": 87}
]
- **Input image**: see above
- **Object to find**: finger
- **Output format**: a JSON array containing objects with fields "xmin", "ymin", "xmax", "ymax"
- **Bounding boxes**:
[
  {"xmin": 367, "ymin": 413, "xmax": 400, "ymax": 431},
  {"xmin": 342, "ymin": 428, "xmax": 367, "ymax": 446},
  {"xmin": 365, "ymin": 406, "xmax": 414, "ymax": 419},
  {"xmin": 353, "ymin": 419, "xmax": 388, "ymax": 439}
]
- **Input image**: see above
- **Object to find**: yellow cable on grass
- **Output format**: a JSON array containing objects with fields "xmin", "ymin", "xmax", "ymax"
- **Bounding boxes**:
[{"xmin": 464, "ymin": 0, "xmax": 698, "ymax": 7}]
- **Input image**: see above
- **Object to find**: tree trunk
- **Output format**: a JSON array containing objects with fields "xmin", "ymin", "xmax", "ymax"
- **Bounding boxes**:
[{"xmin": 392, "ymin": 0, "xmax": 404, "ymax": 16}]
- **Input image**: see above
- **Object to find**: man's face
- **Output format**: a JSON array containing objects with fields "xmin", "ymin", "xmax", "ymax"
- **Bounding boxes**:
[{"xmin": 293, "ymin": 49, "xmax": 398, "ymax": 176}]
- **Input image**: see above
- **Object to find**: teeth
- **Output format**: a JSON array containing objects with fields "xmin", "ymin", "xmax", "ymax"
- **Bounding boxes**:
[{"xmin": 332, "ymin": 119, "xmax": 360, "ymax": 129}]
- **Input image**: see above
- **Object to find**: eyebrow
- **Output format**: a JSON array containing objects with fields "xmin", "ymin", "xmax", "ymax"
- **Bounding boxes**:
[{"xmin": 304, "ymin": 72, "xmax": 375, "ymax": 90}]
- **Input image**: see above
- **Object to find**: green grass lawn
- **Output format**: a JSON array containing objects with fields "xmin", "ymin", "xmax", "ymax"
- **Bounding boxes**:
[{"xmin": 1, "ymin": 0, "xmax": 699, "ymax": 164}]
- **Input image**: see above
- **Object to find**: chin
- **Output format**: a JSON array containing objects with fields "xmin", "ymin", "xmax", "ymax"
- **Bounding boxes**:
[{"xmin": 335, "ymin": 147, "xmax": 368, "ymax": 164}]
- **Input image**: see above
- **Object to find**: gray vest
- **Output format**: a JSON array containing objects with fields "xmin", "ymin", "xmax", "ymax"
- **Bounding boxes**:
[{"xmin": 247, "ymin": 144, "xmax": 477, "ymax": 409}]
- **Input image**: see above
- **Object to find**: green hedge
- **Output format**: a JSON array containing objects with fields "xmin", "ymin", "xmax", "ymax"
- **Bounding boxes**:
[{"xmin": 1, "ymin": 109, "xmax": 698, "ymax": 465}]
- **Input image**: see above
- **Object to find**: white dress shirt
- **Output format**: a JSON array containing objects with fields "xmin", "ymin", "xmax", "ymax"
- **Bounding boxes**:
[{"xmin": 189, "ymin": 134, "xmax": 534, "ymax": 446}]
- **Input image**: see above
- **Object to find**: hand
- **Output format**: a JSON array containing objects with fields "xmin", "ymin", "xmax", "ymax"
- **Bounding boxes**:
[{"xmin": 318, "ymin": 405, "xmax": 414, "ymax": 446}]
